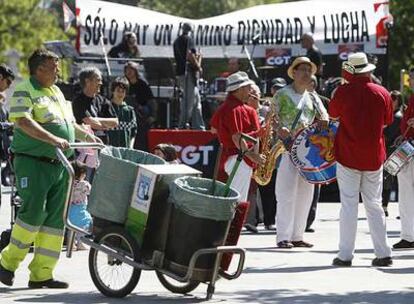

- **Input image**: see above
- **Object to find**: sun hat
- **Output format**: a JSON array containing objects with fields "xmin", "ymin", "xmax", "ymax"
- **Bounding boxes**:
[
  {"xmin": 226, "ymin": 71, "xmax": 255, "ymax": 92},
  {"xmin": 0, "ymin": 64, "xmax": 15, "ymax": 81},
  {"xmin": 287, "ymin": 57, "xmax": 317, "ymax": 79},
  {"xmin": 342, "ymin": 52, "xmax": 376, "ymax": 75},
  {"xmin": 271, "ymin": 77, "xmax": 287, "ymax": 89}
]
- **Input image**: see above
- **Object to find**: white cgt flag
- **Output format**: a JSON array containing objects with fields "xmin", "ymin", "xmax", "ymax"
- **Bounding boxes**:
[{"xmin": 62, "ymin": 1, "xmax": 75, "ymax": 32}]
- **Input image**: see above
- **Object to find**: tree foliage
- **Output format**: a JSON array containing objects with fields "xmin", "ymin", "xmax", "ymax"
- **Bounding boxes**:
[
  {"xmin": 388, "ymin": 1, "xmax": 414, "ymax": 90},
  {"xmin": 102, "ymin": 0, "xmax": 283, "ymax": 19},
  {"xmin": 0, "ymin": 0, "xmax": 67, "ymax": 75}
]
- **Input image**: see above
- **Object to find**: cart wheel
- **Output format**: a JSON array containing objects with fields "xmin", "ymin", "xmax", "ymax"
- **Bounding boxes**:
[
  {"xmin": 156, "ymin": 271, "xmax": 200, "ymax": 294},
  {"xmin": 88, "ymin": 226, "xmax": 141, "ymax": 298}
]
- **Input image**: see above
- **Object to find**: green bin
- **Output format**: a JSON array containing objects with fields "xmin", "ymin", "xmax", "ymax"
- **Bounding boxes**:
[{"xmin": 88, "ymin": 146, "xmax": 165, "ymax": 226}]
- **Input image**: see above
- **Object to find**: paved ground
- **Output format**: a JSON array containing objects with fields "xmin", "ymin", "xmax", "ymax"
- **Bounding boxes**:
[{"xmin": 1, "ymin": 187, "xmax": 414, "ymax": 304}]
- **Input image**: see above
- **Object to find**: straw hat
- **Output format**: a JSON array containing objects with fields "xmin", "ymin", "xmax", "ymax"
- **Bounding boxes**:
[
  {"xmin": 226, "ymin": 71, "xmax": 255, "ymax": 92},
  {"xmin": 343, "ymin": 52, "xmax": 376, "ymax": 75},
  {"xmin": 287, "ymin": 57, "xmax": 317, "ymax": 79}
]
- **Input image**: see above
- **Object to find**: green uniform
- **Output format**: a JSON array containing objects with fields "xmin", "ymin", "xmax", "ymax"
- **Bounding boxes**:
[
  {"xmin": 0, "ymin": 77, "xmax": 75, "ymax": 282},
  {"xmin": 107, "ymin": 102, "xmax": 137, "ymax": 147}
]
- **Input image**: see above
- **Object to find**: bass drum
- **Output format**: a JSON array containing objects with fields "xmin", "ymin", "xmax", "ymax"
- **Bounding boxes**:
[{"xmin": 290, "ymin": 121, "xmax": 339, "ymax": 185}]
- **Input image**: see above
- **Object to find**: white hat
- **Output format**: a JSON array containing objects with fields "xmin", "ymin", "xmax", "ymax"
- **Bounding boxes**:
[
  {"xmin": 287, "ymin": 57, "xmax": 317, "ymax": 79},
  {"xmin": 226, "ymin": 71, "xmax": 255, "ymax": 92},
  {"xmin": 344, "ymin": 52, "xmax": 376, "ymax": 74}
]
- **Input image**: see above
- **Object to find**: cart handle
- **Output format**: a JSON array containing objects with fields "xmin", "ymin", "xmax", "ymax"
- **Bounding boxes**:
[{"xmin": 56, "ymin": 143, "xmax": 105, "ymax": 241}]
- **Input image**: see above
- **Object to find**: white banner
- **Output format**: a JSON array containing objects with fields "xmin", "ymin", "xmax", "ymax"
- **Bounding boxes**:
[{"xmin": 76, "ymin": 0, "xmax": 391, "ymax": 58}]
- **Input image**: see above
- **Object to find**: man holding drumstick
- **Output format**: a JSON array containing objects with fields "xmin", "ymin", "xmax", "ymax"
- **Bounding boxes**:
[
  {"xmin": 393, "ymin": 68, "xmax": 414, "ymax": 249},
  {"xmin": 329, "ymin": 52, "xmax": 393, "ymax": 267}
]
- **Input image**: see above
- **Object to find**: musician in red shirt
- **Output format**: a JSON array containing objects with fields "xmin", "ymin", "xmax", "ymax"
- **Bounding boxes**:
[
  {"xmin": 210, "ymin": 71, "xmax": 265, "ymax": 202},
  {"xmin": 329, "ymin": 52, "xmax": 393, "ymax": 267},
  {"xmin": 394, "ymin": 67, "xmax": 414, "ymax": 249}
]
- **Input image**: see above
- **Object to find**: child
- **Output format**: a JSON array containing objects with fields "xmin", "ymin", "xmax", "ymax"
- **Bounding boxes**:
[
  {"xmin": 69, "ymin": 160, "xmax": 92, "ymax": 250},
  {"xmin": 153, "ymin": 143, "xmax": 179, "ymax": 164},
  {"xmin": 107, "ymin": 77, "xmax": 137, "ymax": 148}
]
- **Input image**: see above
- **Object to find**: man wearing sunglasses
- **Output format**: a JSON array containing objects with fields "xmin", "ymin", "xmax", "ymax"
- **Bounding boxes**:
[{"xmin": 0, "ymin": 64, "xmax": 15, "ymax": 186}]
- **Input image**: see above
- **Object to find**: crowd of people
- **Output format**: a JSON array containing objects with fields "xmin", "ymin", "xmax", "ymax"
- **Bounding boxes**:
[{"xmin": 0, "ymin": 25, "xmax": 413, "ymax": 289}]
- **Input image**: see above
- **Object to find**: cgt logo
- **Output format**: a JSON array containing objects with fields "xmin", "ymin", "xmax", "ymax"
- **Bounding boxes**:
[
  {"xmin": 337, "ymin": 44, "xmax": 364, "ymax": 61},
  {"xmin": 266, "ymin": 55, "xmax": 291, "ymax": 66},
  {"xmin": 265, "ymin": 48, "xmax": 292, "ymax": 66},
  {"xmin": 174, "ymin": 145, "xmax": 215, "ymax": 165}
]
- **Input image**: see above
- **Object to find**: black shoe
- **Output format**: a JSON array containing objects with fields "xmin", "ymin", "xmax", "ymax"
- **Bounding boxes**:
[
  {"xmin": 28, "ymin": 278, "xmax": 69, "ymax": 289},
  {"xmin": 392, "ymin": 239, "xmax": 414, "ymax": 249},
  {"xmin": 372, "ymin": 257, "xmax": 392, "ymax": 267},
  {"xmin": 332, "ymin": 257, "xmax": 352, "ymax": 267},
  {"xmin": 265, "ymin": 225, "xmax": 276, "ymax": 231},
  {"xmin": 244, "ymin": 224, "xmax": 258, "ymax": 233},
  {"xmin": 277, "ymin": 240, "xmax": 294, "ymax": 249},
  {"xmin": 305, "ymin": 227, "xmax": 315, "ymax": 233},
  {"xmin": 0, "ymin": 263, "xmax": 14, "ymax": 286},
  {"xmin": 292, "ymin": 240, "xmax": 314, "ymax": 248}
]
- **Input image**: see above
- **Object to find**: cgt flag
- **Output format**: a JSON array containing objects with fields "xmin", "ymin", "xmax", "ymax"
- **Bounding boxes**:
[{"xmin": 62, "ymin": 1, "xmax": 75, "ymax": 32}]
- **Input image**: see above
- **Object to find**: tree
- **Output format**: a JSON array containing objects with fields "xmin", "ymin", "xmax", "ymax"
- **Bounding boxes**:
[
  {"xmin": 102, "ymin": 0, "xmax": 282, "ymax": 19},
  {"xmin": 0, "ymin": 0, "xmax": 67, "ymax": 75},
  {"xmin": 388, "ymin": 1, "xmax": 414, "ymax": 90}
]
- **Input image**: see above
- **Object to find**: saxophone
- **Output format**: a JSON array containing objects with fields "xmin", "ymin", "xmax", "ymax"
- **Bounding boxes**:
[{"xmin": 253, "ymin": 107, "xmax": 286, "ymax": 186}]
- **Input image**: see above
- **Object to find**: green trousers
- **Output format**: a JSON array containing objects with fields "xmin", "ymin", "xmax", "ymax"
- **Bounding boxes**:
[{"xmin": 0, "ymin": 155, "xmax": 69, "ymax": 282}]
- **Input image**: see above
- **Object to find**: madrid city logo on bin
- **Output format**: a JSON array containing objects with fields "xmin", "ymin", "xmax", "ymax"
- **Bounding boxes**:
[
  {"xmin": 137, "ymin": 174, "xmax": 151, "ymax": 201},
  {"xmin": 337, "ymin": 44, "xmax": 364, "ymax": 61},
  {"xmin": 265, "ymin": 48, "xmax": 291, "ymax": 66}
]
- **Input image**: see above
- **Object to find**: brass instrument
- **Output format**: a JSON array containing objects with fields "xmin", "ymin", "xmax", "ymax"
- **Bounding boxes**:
[{"xmin": 253, "ymin": 107, "xmax": 286, "ymax": 186}]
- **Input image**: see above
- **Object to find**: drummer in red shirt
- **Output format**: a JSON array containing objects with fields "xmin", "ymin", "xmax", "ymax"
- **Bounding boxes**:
[
  {"xmin": 329, "ymin": 52, "xmax": 393, "ymax": 267},
  {"xmin": 210, "ymin": 71, "xmax": 265, "ymax": 202},
  {"xmin": 394, "ymin": 67, "xmax": 414, "ymax": 249}
]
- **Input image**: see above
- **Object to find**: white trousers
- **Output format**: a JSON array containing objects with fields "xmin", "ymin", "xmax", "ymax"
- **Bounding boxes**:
[
  {"xmin": 397, "ymin": 161, "xmax": 414, "ymax": 241},
  {"xmin": 275, "ymin": 153, "xmax": 314, "ymax": 243},
  {"xmin": 225, "ymin": 155, "xmax": 253, "ymax": 202},
  {"xmin": 336, "ymin": 163, "xmax": 391, "ymax": 261}
]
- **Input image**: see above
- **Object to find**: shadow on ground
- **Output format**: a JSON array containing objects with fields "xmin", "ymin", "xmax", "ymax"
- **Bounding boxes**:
[{"xmin": 5, "ymin": 288, "xmax": 414, "ymax": 304}]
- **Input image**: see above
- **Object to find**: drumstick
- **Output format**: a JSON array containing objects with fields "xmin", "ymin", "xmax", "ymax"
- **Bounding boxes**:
[{"xmin": 393, "ymin": 125, "xmax": 412, "ymax": 148}]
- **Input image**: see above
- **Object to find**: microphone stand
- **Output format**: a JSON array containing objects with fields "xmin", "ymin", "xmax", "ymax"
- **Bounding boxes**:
[
  {"xmin": 100, "ymin": 28, "xmax": 112, "ymax": 77},
  {"xmin": 242, "ymin": 41, "xmax": 259, "ymax": 81}
]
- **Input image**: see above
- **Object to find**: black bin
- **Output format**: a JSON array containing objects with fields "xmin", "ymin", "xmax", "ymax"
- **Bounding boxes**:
[{"xmin": 164, "ymin": 176, "xmax": 239, "ymax": 282}]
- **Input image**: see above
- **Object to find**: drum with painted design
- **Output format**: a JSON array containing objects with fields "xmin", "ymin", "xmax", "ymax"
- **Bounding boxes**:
[
  {"xmin": 384, "ymin": 140, "xmax": 414, "ymax": 176},
  {"xmin": 290, "ymin": 121, "xmax": 339, "ymax": 185}
]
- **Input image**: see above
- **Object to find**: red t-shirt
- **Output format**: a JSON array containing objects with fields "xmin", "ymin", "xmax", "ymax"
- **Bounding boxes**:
[
  {"xmin": 329, "ymin": 77, "xmax": 393, "ymax": 171},
  {"xmin": 210, "ymin": 94, "xmax": 260, "ymax": 173},
  {"xmin": 400, "ymin": 94, "xmax": 414, "ymax": 139}
]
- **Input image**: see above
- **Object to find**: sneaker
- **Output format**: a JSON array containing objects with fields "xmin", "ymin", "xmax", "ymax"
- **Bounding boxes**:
[
  {"xmin": 244, "ymin": 224, "xmax": 258, "ymax": 233},
  {"xmin": 28, "ymin": 278, "xmax": 69, "ymax": 289},
  {"xmin": 0, "ymin": 263, "xmax": 14, "ymax": 286},
  {"xmin": 292, "ymin": 240, "xmax": 313, "ymax": 248},
  {"xmin": 332, "ymin": 257, "xmax": 352, "ymax": 267},
  {"xmin": 372, "ymin": 257, "xmax": 392, "ymax": 267},
  {"xmin": 392, "ymin": 239, "xmax": 414, "ymax": 249},
  {"xmin": 277, "ymin": 240, "xmax": 294, "ymax": 249}
]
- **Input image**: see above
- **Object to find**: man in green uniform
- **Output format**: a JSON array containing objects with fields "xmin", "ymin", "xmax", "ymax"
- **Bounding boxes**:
[{"xmin": 0, "ymin": 49, "xmax": 100, "ymax": 288}]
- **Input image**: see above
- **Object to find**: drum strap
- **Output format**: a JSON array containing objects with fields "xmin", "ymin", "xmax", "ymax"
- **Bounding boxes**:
[{"xmin": 290, "ymin": 97, "xmax": 307, "ymax": 132}]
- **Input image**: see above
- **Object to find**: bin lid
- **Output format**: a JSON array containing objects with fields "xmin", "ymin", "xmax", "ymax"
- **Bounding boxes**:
[{"xmin": 138, "ymin": 164, "xmax": 202, "ymax": 175}]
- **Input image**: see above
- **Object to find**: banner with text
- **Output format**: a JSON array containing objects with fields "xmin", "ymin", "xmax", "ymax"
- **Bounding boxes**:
[
  {"xmin": 76, "ymin": 0, "xmax": 391, "ymax": 58},
  {"xmin": 147, "ymin": 129, "xmax": 219, "ymax": 178}
]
